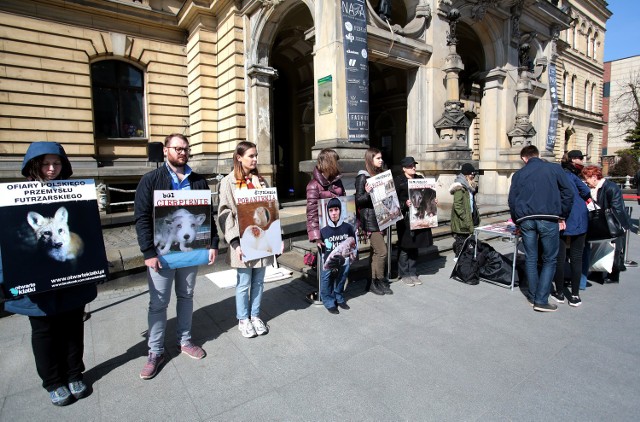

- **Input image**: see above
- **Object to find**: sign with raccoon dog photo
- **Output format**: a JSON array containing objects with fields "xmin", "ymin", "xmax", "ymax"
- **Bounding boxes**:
[
  {"xmin": 367, "ymin": 170, "xmax": 403, "ymax": 231},
  {"xmin": 0, "ymin": 179, "xmax": 108, "ymax": 298},
  {"xmin": 408, "ymin": 178, "xmax": 438, "ymax": 230},
  {"xmin": 318, "ymin": 196, "xmax": 358, "ymax": 271},
  {"xmin": 153, "ymin": 190, "xmax": 212, "ymax": 269},
  {"xmin": 235, "ymin": 187, "xmax": 281, "ymax": 261}
]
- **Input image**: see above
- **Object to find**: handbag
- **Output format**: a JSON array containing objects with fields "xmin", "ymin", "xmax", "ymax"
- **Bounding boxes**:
[
  {"xmin": 586, "ymin": 204, "xmax": 625, "ymax": 241},
  {"xmin": 303, "ymin": 251, "xmax": 317, "ymax": 269},
  {"xmin": 589, "ymin": 240, "xmax": 615, "ymax": 273}
]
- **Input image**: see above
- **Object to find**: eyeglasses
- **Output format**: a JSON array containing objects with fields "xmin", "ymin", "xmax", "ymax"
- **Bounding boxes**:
[{"xmin": 167, "ymin": 146, "xmax": 190, "ymax": 154}]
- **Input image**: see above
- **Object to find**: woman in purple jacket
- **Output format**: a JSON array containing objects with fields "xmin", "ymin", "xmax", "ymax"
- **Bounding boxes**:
[{"xmin": 305, "ymin": 149, "xmax": 346, "ymax": 246}]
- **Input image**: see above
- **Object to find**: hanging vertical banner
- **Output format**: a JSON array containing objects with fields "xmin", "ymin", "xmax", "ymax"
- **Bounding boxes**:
[
  {"xmin": 341, "ymin": 0, "xmax": 369, "ymax": 142},
  {"xmin": 546, "ymin": 62, "xmax": 559, "ymax": 152}
]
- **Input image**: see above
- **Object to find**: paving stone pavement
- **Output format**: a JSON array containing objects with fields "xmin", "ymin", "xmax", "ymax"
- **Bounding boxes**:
[{"xmin": 2, "ymin": 204, "xmax": 640, "ymax": 421}]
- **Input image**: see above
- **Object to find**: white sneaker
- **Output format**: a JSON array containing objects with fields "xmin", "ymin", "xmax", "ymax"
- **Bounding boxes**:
[
  {"xmin": 238, "ymin": 319, "xmax": 257, "ymax": 338},
  {"xmin": 250, "ymin": 317, "xmax": 269, "ymax": 335}
]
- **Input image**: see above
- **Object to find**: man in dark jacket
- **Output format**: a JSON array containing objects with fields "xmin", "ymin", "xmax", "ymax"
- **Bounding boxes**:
[
  {"xmin": 134, "ymin": 133, "xmax": 219, "ymax": 379},
  {"xmin": 508, "ymin": 145, "xmax": 574, "ymax": 312}
]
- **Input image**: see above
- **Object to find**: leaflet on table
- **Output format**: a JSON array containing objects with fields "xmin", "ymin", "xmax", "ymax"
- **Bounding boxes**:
[
  {"xmin": 0, "ymin": 180, "xmax": 109, "ymax": 298},
  {"xmin": 366, "ymin": 170, "xmax": 403, "ymax": 231},
  {"xmin": 408, "ymin": 178, "xmax": 438, "ymax": 230},
  {"xmin": 153, "ymin": 190, "xmax": 212, "ymax": 269},
  {"xmin": 317, "ymin": 196, "xmax": 358, "ymax": 271},
  {"xmin": 235, "ymin": 188, "xmax": 282, "ymax": 261},
  {"xmin": 476, "ymin": 221, "xmax": 517, "ymax": 235}
]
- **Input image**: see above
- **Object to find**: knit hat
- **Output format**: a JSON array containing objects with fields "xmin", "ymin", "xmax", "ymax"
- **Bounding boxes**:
[{"xmin": 460, "ymin": 163, "xmax": 476, "ymax": 175}]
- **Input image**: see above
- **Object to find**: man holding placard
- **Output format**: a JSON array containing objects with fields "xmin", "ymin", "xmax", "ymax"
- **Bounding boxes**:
[{"xmin": 134, "ymin": 134, "xmax": 219, "ymax": 380}]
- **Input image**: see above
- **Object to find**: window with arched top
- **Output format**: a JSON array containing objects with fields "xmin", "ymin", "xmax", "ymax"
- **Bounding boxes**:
[
  {"xmin": 592, "ymin": 33, "xmax": 599, "ymax": 60},
  {"xmin": 591, "ymin": 83, "xmax": 597, "ymax": 112},
  {"xmin": 586, "ymin": 29, "xmax": 592, "ymax": 57},
  {"xmin": 586, "ymin": 133, "xmax": 594, "ymax": 158},
  {"xmin": 573, "ymin": 25, "xmax": 578, "ymax": 49},
  {"xmin": 91, "ymin": 60, "xmax": 146, "ymax": 139},
  {"xmin": 563, "ymin": 72, "xmax": 569, "ymax": 104},
  {"xmin": 584, "ymin": 81, "xmax": 590, "ymax": 111},
  {"xmin": 571, "ymin": 75, "xmax": 577, "ymax": 107}
]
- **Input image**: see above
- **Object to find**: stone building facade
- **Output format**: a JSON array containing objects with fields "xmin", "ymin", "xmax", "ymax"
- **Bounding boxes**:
[{"xmin": 0, "ymin": 0, "xmax": 610, "ymax": 207}]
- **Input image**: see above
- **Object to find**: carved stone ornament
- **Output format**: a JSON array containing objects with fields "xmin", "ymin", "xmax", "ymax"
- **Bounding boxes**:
[
  {"xmin": 446, "ymin": 8, "xmax": 461, "ymax": 46},
  {"xmin": 259, "ymin": 0, "xmax": 284, "ymax": 8},
  {"xmin": 367, "ymin": 0, "xmax": 432, "ymax": 39},
  {"xmin": 471, "ymin": 0, "xmax": 499, "ymax": 22}
]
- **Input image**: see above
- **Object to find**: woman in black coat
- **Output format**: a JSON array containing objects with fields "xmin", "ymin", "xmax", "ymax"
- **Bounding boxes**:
[
  {"xmin": 394, "ymin": 157, "xmax": 433, "ymax": 286},
  {"xmin": 582, "ymin": 165, "xmax": 630, "ymax": 283}
]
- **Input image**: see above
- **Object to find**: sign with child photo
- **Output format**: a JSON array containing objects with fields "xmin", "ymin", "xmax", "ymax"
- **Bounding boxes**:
[{"xmin": 318, "ymin": 196, "xmax": 358, "ymax": 271}]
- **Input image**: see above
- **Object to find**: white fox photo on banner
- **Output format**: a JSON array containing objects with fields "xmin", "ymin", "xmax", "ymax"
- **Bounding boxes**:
[
  {"xmin": 235, "ymin": 187, "xmax": 282, "ymax": 261},
  {"xmin": 408, "ymin": 178, "xmax": 438, "ymax": 230},
  {"xmin": 367, "ymin": 170, "xmax": 403, "ymax": 231},
  {"xmin": 318, "ymin": 196, "xmax": 359, "ymax": 271},
  {"xmin": 153, "ymin": 190, "xmax": 212, "ymax": 269},
  {"xmin": 0, "ymin": 179, "xmax": 108, "ymax": 298}
]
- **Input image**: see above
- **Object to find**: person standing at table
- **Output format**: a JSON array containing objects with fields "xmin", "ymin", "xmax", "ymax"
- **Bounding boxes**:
[
  {"xmin": 394, "ymin": 156, "xmax": 432, "ymax": 286},
  {"xmin": 449, "ymin": 163, "xmax": 479, "ymax": 257},
  {"xmin": 582, "ymin": 165, "xmax": 630, "ymax": 283},
  {"xmin": 135, "ymin": 133, "xmax": 219, "ymax": 380},
  {"xmin": 551, "ymin": 151, "xmax": 591, "ymax": 307},
  {"xmin": 508, "ymin": 145, "xmax": 574, "ymax": 312}
]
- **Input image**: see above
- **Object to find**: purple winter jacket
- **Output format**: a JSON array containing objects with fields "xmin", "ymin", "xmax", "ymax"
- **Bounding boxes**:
[{"xmin": 306, "ymin": 167, "xmax": 345, "ymax": 242}]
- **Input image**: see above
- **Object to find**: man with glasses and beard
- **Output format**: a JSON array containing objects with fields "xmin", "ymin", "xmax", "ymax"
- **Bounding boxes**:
[{"xmin": 134, "ymin": 133, "xmax": 219, "ymax": 379}]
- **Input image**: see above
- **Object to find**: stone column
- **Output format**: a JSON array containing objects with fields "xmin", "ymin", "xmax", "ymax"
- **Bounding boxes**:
[
  {"xmin": 428, "ymin": 8, "xmax": 473, "ymax": 172},
  {"xmin": 247, "ymin": 64, "xmax": 278, "ymax": 184},
  {"xmin": 299, "ymin": 0, "xmax": 368, "ymax": 193}
]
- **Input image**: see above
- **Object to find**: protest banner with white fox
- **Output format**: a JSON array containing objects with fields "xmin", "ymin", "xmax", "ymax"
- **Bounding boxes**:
[
  {"xmin": 153, "ymin": 190, "xmax": 212, "ymax": 269},
  {"xmin": 0, "ymin": 180, "xmax": 108, "ymax": 298},
  {"xmin": 235, "ymin": 188, "xmax": 282, "ymax": 261},
  {"xmin": 408, "ymin": 178, "xmax": 438, "ymax": 230},
  {"xmin": 367, "ymin": 170, "xmax": 403, "ymax": 231}
]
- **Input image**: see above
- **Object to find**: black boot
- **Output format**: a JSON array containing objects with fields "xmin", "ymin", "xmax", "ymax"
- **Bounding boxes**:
[
  {"xmin": 378, "ymin": 279, "xmax": 393, "ymax": 295},
  {"xmin": 368, "ymin": 279, "xmax": 385, "ymax": 295}
]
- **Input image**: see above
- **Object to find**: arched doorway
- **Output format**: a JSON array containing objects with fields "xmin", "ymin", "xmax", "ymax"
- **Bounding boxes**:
[{"xmin": 270, "ymin": 5, "xmax": 314, "ymax": 201}]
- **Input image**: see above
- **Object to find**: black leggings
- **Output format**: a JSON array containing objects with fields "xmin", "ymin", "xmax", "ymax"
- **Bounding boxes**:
[{"xmin": 554, "ymin": 233, "xmax": 586, "ymax": 297}]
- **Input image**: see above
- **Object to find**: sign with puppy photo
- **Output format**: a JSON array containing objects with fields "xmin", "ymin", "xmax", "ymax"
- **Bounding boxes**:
[
  {"xmin": 408, "ymin": 178, "xmax": 438, "ymax": 230},
  {"xmin": 367, "ymin": 170, "xmax": 403, "ymax": 231},
  {"xmin": 0, "ymin": 180, "xmax": 108, "ymax": 298},
  {"xmin": 153, "ymin": 190, "xmax": 212, "ymax": 269},
  {"xmin": 235, "ymin": 188, "xmax": 282, "ymax": 261}
]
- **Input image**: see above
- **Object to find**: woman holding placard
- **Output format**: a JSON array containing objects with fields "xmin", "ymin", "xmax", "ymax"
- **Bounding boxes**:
[
  {"xmin": 3, "ymin": 142, "xmax": 96, "ymax": 406},
  {"xmin": 355, "ymin": 147, "xmax": 391, "ymax": 295},
  {"xmin": 218, "ymin": 141, "xmax": 275, "ymax": 338}
]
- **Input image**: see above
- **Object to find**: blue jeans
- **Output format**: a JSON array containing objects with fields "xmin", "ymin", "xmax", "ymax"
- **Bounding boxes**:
[
  {"xmin": 520, "ymin": 219, "xmax": 559, "ymax": 306},
  {"xmin": 236, "ymin": 267, "xmax": 266, "ymax": 320},
  {"xmin": 580, "ymin": 242, "xmax": 591, "ymax": 290},
  {"xmin": 147, "ymin": 265, "xmax": 198, "ymax": 355},
  {"xmin": 320, "ymin": 261, "xmax": 350, "ymax": 309}
]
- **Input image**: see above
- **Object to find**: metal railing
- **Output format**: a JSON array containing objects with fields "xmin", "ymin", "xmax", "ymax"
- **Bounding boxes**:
[{"xmin": 96, "ymin": 174, "xmax": 225, "ymax": 213}]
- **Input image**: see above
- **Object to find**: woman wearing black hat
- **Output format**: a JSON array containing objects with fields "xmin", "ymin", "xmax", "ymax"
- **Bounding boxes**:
[
  {"xmin": 393, "ymin": 156, "xmax": 433, "ymax": 286},
  {"xmin": 449, "ymin": 163, "xmax": 479, "ymax": 257}
]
